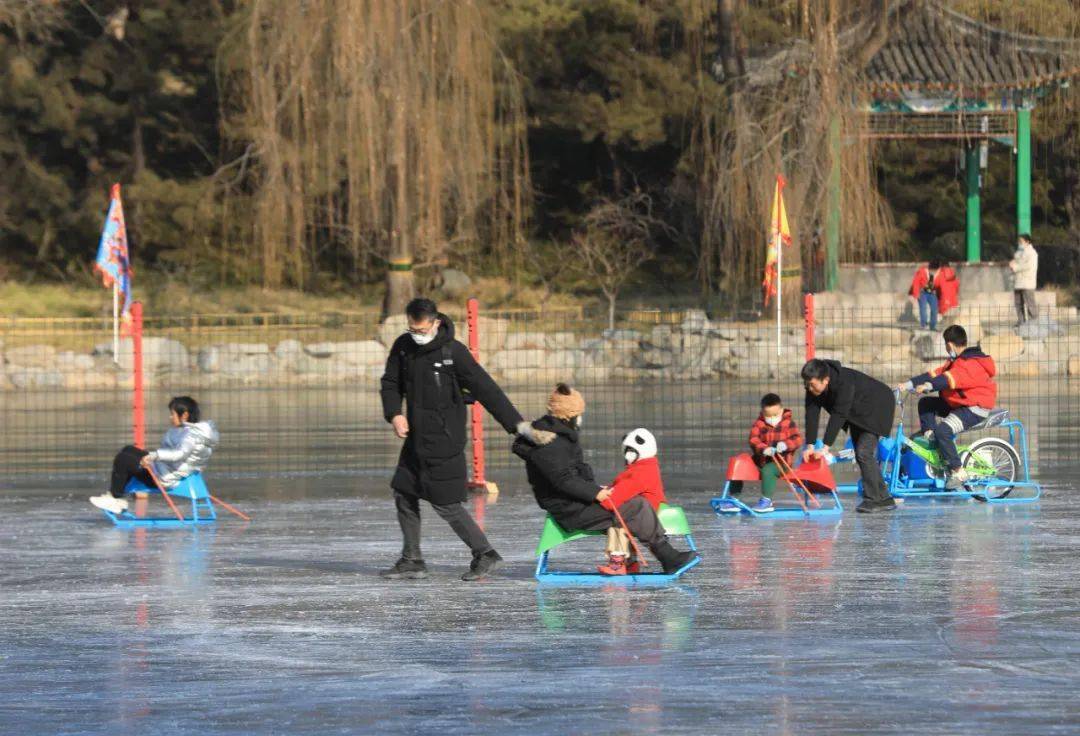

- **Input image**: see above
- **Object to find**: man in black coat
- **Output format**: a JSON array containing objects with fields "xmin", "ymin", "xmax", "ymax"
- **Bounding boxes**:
[
  {"xmin": 379, "ymin": 298, "xmax": 524, "ymax": 581},
  {"xmin": 512, "ymin": 383, "xmax": 699, "ymax": 575},
  {"xmin": 801, "ymin": 358, "xmax": 897, "ymax": 513}
]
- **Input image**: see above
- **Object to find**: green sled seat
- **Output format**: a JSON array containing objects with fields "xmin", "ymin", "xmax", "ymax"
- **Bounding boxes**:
[{"xmin": 534, "ymin": 503, "xmax": 700, "ymax": 586}]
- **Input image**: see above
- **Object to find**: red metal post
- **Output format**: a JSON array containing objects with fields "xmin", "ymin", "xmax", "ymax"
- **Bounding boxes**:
[
  {"xmin": 804, "ymin": 293, "xmax": 815, "ymax": 362},
  {"xmin": 466, "ymin": 298, "xmax": 488, "ymax": 490},
  {"xmin": 132, "ymin": 301, "xmax": 146, "ymax": 449}
]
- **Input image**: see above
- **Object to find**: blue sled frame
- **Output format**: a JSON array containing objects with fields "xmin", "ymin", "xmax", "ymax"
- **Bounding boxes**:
[
  {"xmin": 100, "ymin": 473, "xmax": 217, "ymax": 529},
  {"xmin": 709, "ymin": 482, "xmax": 843, "ymax": 520}
]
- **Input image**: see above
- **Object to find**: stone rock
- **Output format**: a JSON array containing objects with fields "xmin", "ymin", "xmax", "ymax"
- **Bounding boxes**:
[
  {"xmin": 647, "ymin": 325, "xmax": 674, "ymax": 350},
  {"xmin": 275, "ymin": 339, "xmax": 304, "ymax": 359},
  {"xmin": 438, "ymin": 268, "xmax": 472, "ymax": 298},
  {"xmin": 980, "ymin": 334, "xmax": 1023, "ymax": 361},
  {"xmin": 546, "ymin": 332, "xmax": 579, "ymax": 350},
  {"xmin": 847, "ymin": 344, "xmax": 911, "ymax": 366},
  {"xmin": 1017, "ymin": 316, "xmax": 1063, "ymax": 339},
  {"xmin": 602, "ymin": 328, "xmax": 642, "ymax": 342},
  {"xmin": 911, "ymin": 332, "xmax": 946, "ymax": 361},
  {"xmin": 93, "ymin": 337, "xmax": 189, "ymax": 374},
  {"xmin": 197, "ymin": 343, "xmax": 271, "ymax": 375},
  {"xmin": 55, "ymin": 351, "xmax": 95, "ymax": 371},
  {"xmin": 637, "ymin": 348, "xmax": 674, "ymax": 369},
  {"xmin": 378, "ymin": 315, "xmax": 410, "ymax": 347},
  {"xmin": 7, "ymin": 368, "xmax": 64, "ymax": 388},
  {"xmin": 815, "ymin": 327, "xmax": 908, "ymax": 350},
  {"xmin": 505, "ymin": 331, "xmax": 547, "ymax": 351},
  {"xmin": 304, "ymin": 340, "xmax": 385, "ymax": 366},
  {"xmin": 1068, "ymin": 355, "xmax": 1080, "ymax": 377},
  {"xmin": 680, "ymin": 309, "xmax": 711, "ymax": 333},
  {"xmin": 5, "ymin": 345, "xmax": 56, "ymax": 368},
  {"xmin": 489, "ymin": 349, "xmax": 548, "ymax": 373}
]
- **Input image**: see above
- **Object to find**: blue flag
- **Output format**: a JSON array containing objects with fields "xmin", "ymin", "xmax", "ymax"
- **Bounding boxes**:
[{"xmin": 94, "ymin": 183, "xmax": 132, "ymax": 325}]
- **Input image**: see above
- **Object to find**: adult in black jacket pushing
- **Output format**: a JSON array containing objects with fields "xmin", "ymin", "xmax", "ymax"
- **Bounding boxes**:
[
  {"xmin": 801, "ymin": 358, "xmax": 897, "ymax": 513},
  {"xmin": 379, "ymin": 298, "xmax": 524, "ymax": 581},
  {"xmin": 513, "ymin": 383, "xmax": 699, "ymax": 574}
]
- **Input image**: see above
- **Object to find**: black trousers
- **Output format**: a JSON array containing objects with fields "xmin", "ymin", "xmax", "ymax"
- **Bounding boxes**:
[
  {"xmin": 851, "ymin": 428, "xmax": 890, "ymax": 503},
  {"xmin": 560, "ymin": 496, "xmax": 666, "ymax": 550},
  {"xmin": 111, "ymin": 445, "xmax": 153, "ymax": 498},
  {"xmin": 394, "ymin": 491, "xmax": 494, "ymax": 561}
]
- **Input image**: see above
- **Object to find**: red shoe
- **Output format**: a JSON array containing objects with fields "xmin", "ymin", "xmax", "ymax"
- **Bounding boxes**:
[
  {"xmin": 625, "ymin": 559, "xmax": 642, "ymax": 574},
  {"xmin": 597, "ymin": 555, "xmax": 628, "ymax": 576}
]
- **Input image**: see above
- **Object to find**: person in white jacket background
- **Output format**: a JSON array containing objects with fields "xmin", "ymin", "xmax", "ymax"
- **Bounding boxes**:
[
  {"xmin": 1009, "ymin": 233, "xmax": 1039, "ymax": 326},
  {"xmin": 90, "ymin": 396, "xmax": 219, "ymax": 515}
]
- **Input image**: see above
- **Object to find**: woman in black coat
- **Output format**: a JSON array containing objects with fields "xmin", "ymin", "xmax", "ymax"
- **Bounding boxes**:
[{"xmin": 513, "ymin": 384, "xmax": 697, "ymax": 574}]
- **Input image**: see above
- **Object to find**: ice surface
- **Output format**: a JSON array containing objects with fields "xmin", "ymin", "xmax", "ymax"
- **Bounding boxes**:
[{"xmin": 2, "ymin": 463, "xmax": 1079, "ymax": 735}]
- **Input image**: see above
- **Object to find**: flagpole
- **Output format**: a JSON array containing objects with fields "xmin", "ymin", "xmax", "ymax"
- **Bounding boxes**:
[
  {"xmin": 776, "ymin": 177, "xmax": 783, "ymax": 358},
  {"xmin": 776, "ymin": 228, "xmax": 782, "ymax": 357},
  {"xmin": 113, "ymin": 281, "xmax": 119, "ymax": 364}
]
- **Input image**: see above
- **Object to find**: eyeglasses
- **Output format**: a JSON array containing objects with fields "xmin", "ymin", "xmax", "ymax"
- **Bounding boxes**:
[{"xmin": 407, "ymin": 321, "xmax": 437, "ymax": 335}]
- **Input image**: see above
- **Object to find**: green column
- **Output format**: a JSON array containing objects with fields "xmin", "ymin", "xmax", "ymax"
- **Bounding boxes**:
[
  {"xmin": 1016, "ymin": 107, "xmax": 1032, "ymax": 236},
  {"xmin": 965, "ymin": 143, "xmax": 981, "ymax": 263},
  {"xmin": 825, "ymin": 115, "xmax": 840, "ymax": 291}
]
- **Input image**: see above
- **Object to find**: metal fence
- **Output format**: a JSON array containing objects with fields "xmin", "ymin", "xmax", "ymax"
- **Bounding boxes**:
[{"xmin": 2, "ymin": 295, "xmax": 1079, "ymax": 486}]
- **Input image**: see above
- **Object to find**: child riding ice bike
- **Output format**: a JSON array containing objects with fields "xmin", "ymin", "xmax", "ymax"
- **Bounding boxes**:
[{"xmin": 877, "ymin": 325, "xmax": 1038, "ymax": 502}]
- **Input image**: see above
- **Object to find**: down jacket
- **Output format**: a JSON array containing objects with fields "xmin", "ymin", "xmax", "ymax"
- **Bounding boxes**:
[
  {"xmin": 512, "ymin": 414, "xmax": 602, "ymax": 529},
  {"xmin": 380, "ymin": 313, "xmax": 522, "ymax": 504},
  {"xmin": 804, "ymin": 360, "xmax": 895, "ymax": 446},
  {"xmin": 148, "ymin": 420, "xmax": 219, "ymax": 488}
]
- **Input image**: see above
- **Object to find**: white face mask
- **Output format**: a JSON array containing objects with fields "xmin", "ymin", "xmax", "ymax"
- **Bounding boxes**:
[
  {"xmin": 624, "ymin": 450, "xmax": 638, "ymax": 465},
  {"xmin": 764, "ymin": 414, "xmax": 782, "ymax": 427},
  {"xmin": 408, "ymin": 320, "xmax": 439, "ymax": 346}
]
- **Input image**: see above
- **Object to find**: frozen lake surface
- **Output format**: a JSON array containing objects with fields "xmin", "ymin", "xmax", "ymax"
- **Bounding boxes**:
[{"xmin": 2, "ymin": 464, "xmax": 1079, "ymax": 735}]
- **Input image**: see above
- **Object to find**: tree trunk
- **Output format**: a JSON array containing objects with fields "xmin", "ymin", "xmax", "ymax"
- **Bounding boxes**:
[
  {"xmin": 607, "ymin": 291, "xmax": 617, "ymax": 332},
  {"xmin": 717, "ymin": 0, "xmax": 745, "ymax": 79},
  {"xmin": 383, "ymin": 93, "xmax": 415, "ymax": 319}
]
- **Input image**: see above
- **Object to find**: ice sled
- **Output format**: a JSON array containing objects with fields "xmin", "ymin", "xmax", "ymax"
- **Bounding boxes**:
[
  {"xmin": 711, "ymin": 453, "xmax": 842, "ymax": 519},
  {"xmin": 534, "ymin": 503, "xmax": 700, "ymax": 586},
  {"xmin": 100, "ymin": 472, "xmax": 218, "ymax": 529}
]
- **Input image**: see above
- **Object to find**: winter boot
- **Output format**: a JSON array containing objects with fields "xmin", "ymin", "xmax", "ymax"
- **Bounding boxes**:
[
  {"xmin": 652, "ymin": 540, "xmax": 700, "ymax": 575},
  {"xmin": 379, "ymin": 557, "xmax": 429, "ymax": 580},
  {"xmin": 945, "ymin": 467, "xmax": 970, "ymax": 491},
  {"xmin": 90, "ymin": 493, "xmax": 128, "ymax": 515},
  {"xmin": 597, "ymin": 554, "xmax": 628, "ymax": 576},
  {"xmin": 461, "ymin": 550, "xmax": 503, "ymax": 581}
]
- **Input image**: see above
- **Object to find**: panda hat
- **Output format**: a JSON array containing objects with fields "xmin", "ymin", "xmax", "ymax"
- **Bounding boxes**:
[{"xmin": 622, "ymin": 428, "xmax": 657, "ymax": 464}]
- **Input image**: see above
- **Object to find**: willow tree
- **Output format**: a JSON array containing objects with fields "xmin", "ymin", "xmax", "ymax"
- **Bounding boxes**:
[
  {"xmin": 689, "ymin": 1, "xmax": 896, "ymax": 309},
  {"xmin": 228, "ymin": 0, "xmax": 528, "ymax": 314}
]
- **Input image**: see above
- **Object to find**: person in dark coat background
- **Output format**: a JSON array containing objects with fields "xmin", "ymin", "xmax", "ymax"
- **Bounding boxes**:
[
  {"xmin": 513, "ymin": 383, "xmax": 699, "ymax": 575},
  {"xmin": 801, "ymin": 358, "xmax": 897, "ymax": 514},
  {"xmin": 379, "ymin": 297, "xmax": 523, "ymax": 581}
]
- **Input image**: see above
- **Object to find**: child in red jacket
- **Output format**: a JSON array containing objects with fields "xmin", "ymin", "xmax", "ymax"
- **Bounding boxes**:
[
  {"xmin": 716, "ymin": 393, "xmax": 803, "ymax": 514},
  {"xmin": 597, "ymin": 428, "xmax": 665, "ymax": 575},
  {"xmin": 899, "ymin": 324, "xmax": 996, "ymax": 490}
]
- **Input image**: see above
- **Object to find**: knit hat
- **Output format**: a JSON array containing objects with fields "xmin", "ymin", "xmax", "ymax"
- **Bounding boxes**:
[{"xmin": 547, "ymin": 383, "xmax": 585, "ymax": 421}]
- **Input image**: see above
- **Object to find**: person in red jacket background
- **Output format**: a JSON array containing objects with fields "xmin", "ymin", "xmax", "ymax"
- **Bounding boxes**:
[
  {"xmin": 910, "ymin": 259, "xmax": 959, "ymax": 329},
  {"xmin": 597, "ymin": 428, "xmax": 666, "ymax": 575},
  {"xmin": 899, "ymin": 325, "xmax": 996, "ymax": 490},
  {"xmin": 716, "ymin": 393, "xmax": 803, "ymax": 514}
]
